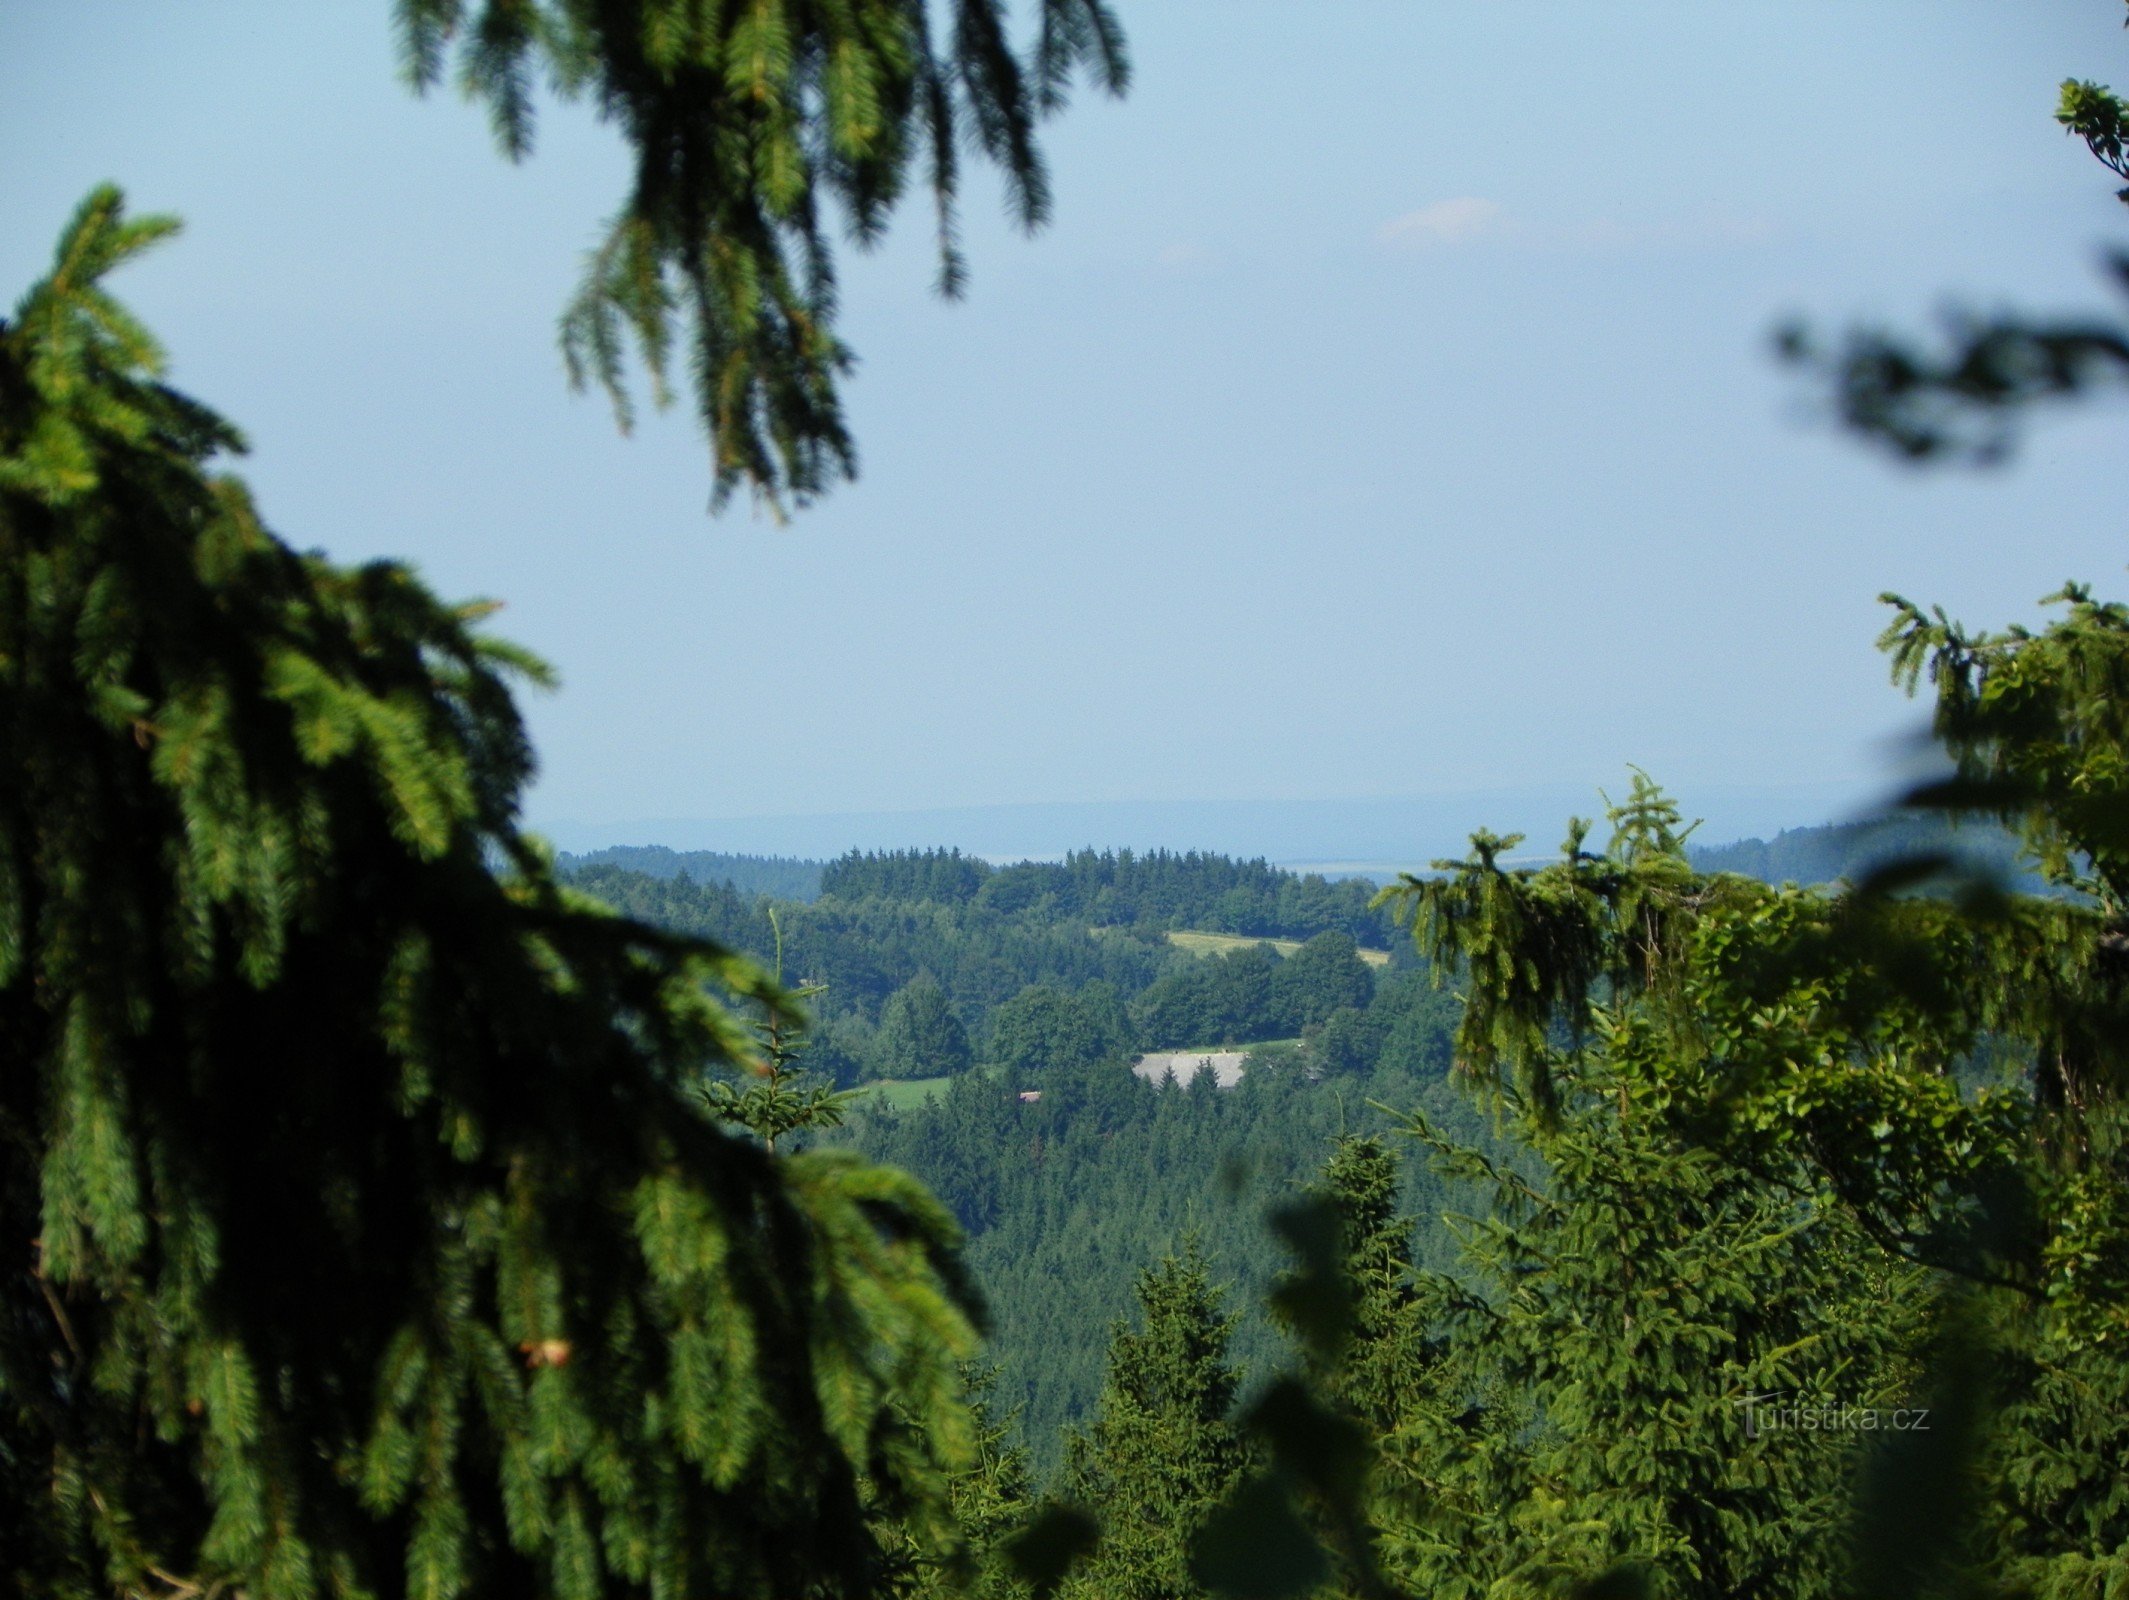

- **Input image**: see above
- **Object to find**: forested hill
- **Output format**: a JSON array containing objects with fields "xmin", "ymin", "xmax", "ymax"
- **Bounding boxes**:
[
  {"xmin": 822, "ymin": 846, "xmax": 1399, "ymax": 943},
  {"xmin": 1688, "ymin": 813, "xmax": 2032, "ymax": 889},
  {"xmin": 555, "ymin": 823, "xmax": 2069, "ymax": 1482},
  {"xmin": 553, "ymin": 825, "xmax": 2040, "ymax": 907},
  {"xmin": 559, "ymin": 845, "xmax": 824, "ymax": 900},
  {"xmin": 562, "ymin": 847, "xmax": 1417, "ymax": 1087},
  {"xmin": 560, "ymin": 842, "xmax": 1470, "ymax": 1465}
]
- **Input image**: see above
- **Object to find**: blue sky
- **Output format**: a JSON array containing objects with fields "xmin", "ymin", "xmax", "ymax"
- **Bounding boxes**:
[{"xmin": 6, "ymin": 2, "xmax": 2128, "ymax": 856}]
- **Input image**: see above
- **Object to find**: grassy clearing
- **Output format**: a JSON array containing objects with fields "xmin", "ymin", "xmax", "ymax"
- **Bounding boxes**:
[
  {"xmin": 1165, "ymin": 929, "xmax": 1391, "ymax": 968},
  {"xmin": 850, "ymin": 1076, "xmax": 955, "ymax": 1109}
]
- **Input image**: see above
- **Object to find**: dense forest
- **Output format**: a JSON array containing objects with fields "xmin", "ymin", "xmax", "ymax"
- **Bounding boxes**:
[
  {"xmin": 546, "ymin": 783, "xmax": 2129, "ymax": 1600},
  {"xmin": 563, "ymin": 847, "xmax": 1414, "ymax": 1084},
  {"xmin": 558, "ymin": 846, "xmax": 1478, "ymax": 1465},
  {"xmin": 552, "ymin": 823, "xmax": 2096, "ymax": 1482},
  {"xmin": 822, "ymin": 847, "xmax": 1399, "ymax": 943},
  {"xmin": 558, "ymin": 822, "xmax": 2043, "ymax": 1092},
  {"xmin": 847, "ymin": 1051, "xmax": 1490, "ymax": 1471},
  {"xmin": 563, "ymin": 816, "xmax": 2044, "ymax": 911}
]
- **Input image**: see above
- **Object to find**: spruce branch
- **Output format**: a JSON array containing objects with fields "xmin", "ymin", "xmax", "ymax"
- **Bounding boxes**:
[{"xmin": 396, "ymin": 0, "xmax": 1128, "ymax": 515}]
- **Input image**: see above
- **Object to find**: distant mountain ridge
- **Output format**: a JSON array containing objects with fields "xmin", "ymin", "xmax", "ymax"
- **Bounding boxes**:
[
  {"xmin": 536, "ymin": 781, "xmax": 1867, "ymax": 865},
  {"xmin": 1688, "ymin": 814, "xmax": 2035, "ymax": 889},
  {"xmin": 558, "ymin": 813, "xmax": 2048, "ymax": 912},
  {"xmin": 558, "ymin": 846, "xmax": 825, "ymax": 901}
]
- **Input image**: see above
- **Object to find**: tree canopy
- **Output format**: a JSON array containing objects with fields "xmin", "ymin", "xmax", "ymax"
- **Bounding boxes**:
[
  {"xmin": 1062, "ymin": 1245, "xmax": 1246, "ymax": 1600},
  {"xmin": 1, "ymin": 187, "xmax": 984, "ymax": 1600},
  {"xmin": 1389, "ymin": 749, "xmax": 2128, "ymax": 1335}
]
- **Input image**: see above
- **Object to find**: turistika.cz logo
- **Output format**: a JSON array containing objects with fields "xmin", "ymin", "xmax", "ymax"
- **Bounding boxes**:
[{"xmin": 1733, "ymin": 1393, "xmax": 1930, "ymax": 1441}]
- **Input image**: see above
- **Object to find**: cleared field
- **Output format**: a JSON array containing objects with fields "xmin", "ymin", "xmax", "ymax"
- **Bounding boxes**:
[
  {"xmin": 1133, "ymin": 1038, "xmax": 1305, "ymax": 1089},
  {"xmin": 1134, "ymin": 1050, "xmax": 1247, "ymax": 1089},
  {"xmin": 850, "ymin": 1076, "xmax": 955, "ymax": 1109},
  {"xmin": 1165, "ymin": 929, "xmax": 1391, "ymax": 968},
  {"xmin": 1158, "ymin": 1037, "xmax": 1302, "ymax": 1056}
]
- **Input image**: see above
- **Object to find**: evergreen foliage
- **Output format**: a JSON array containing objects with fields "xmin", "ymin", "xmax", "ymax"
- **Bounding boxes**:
[
  {"xmin": 884, "ymin": 1366, "xmax": 1037, "ymax": 1600},
  {"xmin": 825, "ymin": 849, "xmax": 993, "ymax": 905},
  {"xmin": 1382, "ymin": 1087, "xmax": 1923, "ymax": 1600},
  {"xmin": 1061, "ymin": 1246, "xmax": 1248, "ymax": 1600},
  {"xmin": 979, "ymin": 851, "xmax": 1397, "ymax": 945},
  {"xmin": 1301, "ymin": 1140, "xmax": 1429, "ymax": 1440},
  {"xmin": 1383, "ymin": 764, "xmax": 2123, "ymax": 1329},
  {"xmin": 1342, "ymin": 610, "xmax": 2129, "ymax": 1596},
  {"xmin": 877, "ymin": 973, "xmax": 975, "ymax": 1080},
  {"xmin": 561, "ymin": 860, "xmax": 1174, "ymax": 1040},
  {"xmin": 846, "ymin": 1050, "xmax": 1487, "ymax": 1474},
  {"xmin": 21, "ymin": 17, "xmax": 2129, "ymax": 1600},
  {"xmin": 1194, "ymin": 986, "xmax": 2129, "ymax": 1600},
  {"xmin": 823, "ymin": 847, "xmax": 1399, "ymax": 946},
  {"xmin": 693, "ymin": 914, "xmax": 857, "ymax": 1151},
  {"xmin": 564, "ymin": 847, "xmax": 1475, "ymax": 1471},
  {"xmin": 938, "ymin": 1370, "xmax": 1039, "ymax": 1600},
  {"xmin": 1972, "ymin": 1308, "xmax": 2129, "ymax": 1600},
  {"xmin": 2, "ymin": 191, "xmax": 984, "ymax": 1600},
  {"xmin": 396, "ymin": 0, "xmax": 1128, "ymax": 512},
  {"xmin": 562, "ymin": 857, "xmax": 1425, "ymax": 1077}
]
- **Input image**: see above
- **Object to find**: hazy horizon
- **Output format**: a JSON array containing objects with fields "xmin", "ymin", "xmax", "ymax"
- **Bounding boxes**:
[{"xmin": 540, "ymin": 774, "xmax": 1887, "ymax": 867}]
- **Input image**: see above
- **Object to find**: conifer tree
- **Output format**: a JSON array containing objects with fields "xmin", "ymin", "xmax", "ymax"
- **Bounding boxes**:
[
  {"xmin": 1239, "ymin": 1140, "xmax": 1436, "ymax": 1600},
  {"xmin": 697, "ymin": 910, "xmax": 855, "ymax": 1150},
  {"xmin": 1305, "ymin": 1139, "xmax": 1428, "ymax": 1439},
  {"xmin": 1372, "ymin": 752, "xmax": 2129, "ymax": 1594},
  {"xmin": 1384, "ymin": 769, "xmax": 2126, "ymax": 1335},
  {"xmin": 1971, "ymin": 1307, "xmax": 2129, "ymax": 1600},
  {"xmin": 393, "ymin": 0, "xmax": 1129, "ymax": 513},
  {"xmin": 1380, "ymin": 1084, "xmax": 1924, "ymax": 1600},
  {"xmin": 2, "ymin": 189, "xmax": 984, "ymax": 1600},
  {"xmin": 890, "ymin": 1367, "xmax": 1036, "ymax": 1600},
  {"xmin": 1063, "ymin": 1244, "xmax": 1247, "ymax": 1600},
  {"xmin": 1758, "ymin": 33, "xmax": 2129, "ymax": 1586}
]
